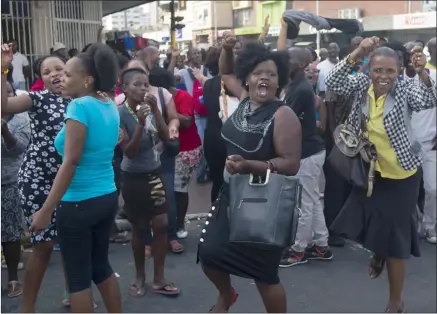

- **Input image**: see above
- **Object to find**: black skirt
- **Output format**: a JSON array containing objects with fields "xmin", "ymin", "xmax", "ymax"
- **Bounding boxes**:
[
  {"xmin": 197, "ymin": 184, "xmax": 283, "ymax": 285},
  {"xmin": 331, "ymin": 171, "xmax": 421, "ymax": 259}
]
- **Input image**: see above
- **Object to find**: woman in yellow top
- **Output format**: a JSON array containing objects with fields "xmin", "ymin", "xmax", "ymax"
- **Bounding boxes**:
[{"xmin": 326, "ymin": 37, "xmax": 436, "ymax": 313}]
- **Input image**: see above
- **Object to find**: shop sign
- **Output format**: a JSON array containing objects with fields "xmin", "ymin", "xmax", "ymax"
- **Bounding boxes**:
[
  {"xmin": 234, "ymin": 26, "xmax": 259, "ymax": 35},
  {"xmin": 393, "ymin": 12, "xmax": 436, "ymax": 30},
  {"xmin": 268, "ymin": 26, "xmax": 280, "ymax": 37}
]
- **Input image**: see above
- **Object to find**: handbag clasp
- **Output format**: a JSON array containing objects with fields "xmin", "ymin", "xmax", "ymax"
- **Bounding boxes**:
[{"xmin": 249, "ymin": 168, "xmax": 271, "ymax": 186}]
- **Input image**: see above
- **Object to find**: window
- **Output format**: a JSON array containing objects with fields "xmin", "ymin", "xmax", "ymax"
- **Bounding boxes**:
[
  {"xmin": 233, "ymin": 8, "xmax": 252, "ymax": 27},
  {"xmin": 179, "ymin": 0, "xmax": 186, "ymax": 10}
]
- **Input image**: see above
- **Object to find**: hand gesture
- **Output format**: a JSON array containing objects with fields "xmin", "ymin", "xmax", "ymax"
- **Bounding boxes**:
[
  {"xmin": 136, "ymin": 104, "xmax": 151, "ymax": 125},
  {"xmin": 357, "ymin": 37, "xmax": 379, "ymax": 58},
  {"xmin": 221, "ymin": 32, "xmax": 237, "ymax": 51},
  {"xmin": 262, "ymin": 15, "xmax": 270, "ymax": 34},
  {"xmin": 411, "ymin": 46, "xmax": 427, "ymax": 74},
  {"xmin": 226, "ymin": 155, "xmax": 247, "ymax": 174},
  {"xmin": 171, "ymin": 47, "xmax": 180, "ymax": 58},
  {"xmin": 144, "ymin": 93, "xmax": 158, "ymax": 111},
  {"xmin": 169, "ymin": 125, "xmax": 179, "ymax": 139},
  {"xmin": 192, "ymin": 68, "xmax": 204, "ymax": 81},
  {"xmin": 1, "ymin": 43, "xmax": 14, "ymax": 71},
  {"xmin": 29, "ymin": 210, "xmax": 52, "ymax": 234}
]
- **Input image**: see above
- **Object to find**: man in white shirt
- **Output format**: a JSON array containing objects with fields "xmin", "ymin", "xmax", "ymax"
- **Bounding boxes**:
[
  {"xmin": 317, "ymin": 42, "xmax": 339, "ymax": 99},
  {"xmin": 10, "ymin": 39, "xmax": 30, "ymax": 91},
  {"xmin": 410, "ymin": 38, "xmax": 437, "ymax": 244}
]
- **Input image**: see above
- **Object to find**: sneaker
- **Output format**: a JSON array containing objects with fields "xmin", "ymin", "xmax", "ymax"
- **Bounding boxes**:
[
  {"xmin": 279, "ymin": 250, "xmax": 307, "ymax": 268},
  {"xmin": 53, "ymin": 243, "xmax": 61, "ymax": 251},
  {"xmin": 305, "ymin": 245, "xmax": 334, "ymax": 260},
  {"xmin": 176, "ymin": 229, "xmax": 188, "ymax": 239},
  {"xmin": 425, "ymin": 229, "xmax": 437, "ymax": 244}
]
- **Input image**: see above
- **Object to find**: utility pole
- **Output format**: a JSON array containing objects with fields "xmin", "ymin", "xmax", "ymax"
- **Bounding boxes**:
[{"xmin": 169, "ymin": 0, "xmax": 185, "ymax": 48}]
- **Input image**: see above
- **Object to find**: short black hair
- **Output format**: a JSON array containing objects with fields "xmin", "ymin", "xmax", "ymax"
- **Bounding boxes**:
[
  {"xmin": 234, "ymin": 41, "xmax": 290, "ymax": 96},
  {"xmin": 306, "ymin": 47, "xmax": 318, "ymax": 62},
  {"xmin": 370, "ymin": 46, "xmax": 402, "ymax": 71},
  {"xmin": 68, "ymin": 48, "xmax": 78, "ymax": 58},
  {"xmin": 76, "ymin": 43, "xmax": 119, "ymax": 92},
  {"xmin": 149, "ymin": 67, "xmax": 175, "ymax": 90},
  {"xmin": 414, "ymin": 39, "xmax": 425, "ymax": 47},
  {"xmin": 380, "ymin": 41, "xmax": 409, "ymax": 69},
  {"xmin": 34, "ymin": 55, "xmax": 65, "ymax": 77},
  {"xmin": 205, "ymin": 46, "xmax": 221, "ymax": 76},
  {"xmin": 120, "ymin": 67, "xmax": 148, "ymax": 85}
]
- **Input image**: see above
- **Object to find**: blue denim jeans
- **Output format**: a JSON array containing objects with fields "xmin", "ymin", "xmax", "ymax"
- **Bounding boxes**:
[
  {"xmin": 195, "ymin": 115, "xmax": 209, "ymax": 181},
  {"xmin": 144, "ymin": 154, "xmax": 177, "ymax": 245}
]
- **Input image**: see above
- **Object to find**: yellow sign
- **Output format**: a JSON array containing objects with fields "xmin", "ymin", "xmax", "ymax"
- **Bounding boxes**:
[{"xmin": 234, "ymin": 27, "xmax": 260, "ymax": 36}]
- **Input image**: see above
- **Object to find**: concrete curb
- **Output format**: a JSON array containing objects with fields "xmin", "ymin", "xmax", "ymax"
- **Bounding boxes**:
[{"xmin": 114, "ymin": 214, "xmax": 208, "ymax": 232}]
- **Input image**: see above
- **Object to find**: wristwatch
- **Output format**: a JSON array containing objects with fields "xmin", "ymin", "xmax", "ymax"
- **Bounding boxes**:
[
  {"xmin": 1, "ymin": 69, "xmax": 9, "ymax": 75},
  {"xmin": 346, "ymin": 55, "xmax": 356, "ymax": 65}
]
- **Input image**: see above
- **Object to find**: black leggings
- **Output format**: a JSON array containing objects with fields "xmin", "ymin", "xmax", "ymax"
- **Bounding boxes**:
[{"xmin": 57, "ymin": 192, "xmax": 118, "ymax": 293}]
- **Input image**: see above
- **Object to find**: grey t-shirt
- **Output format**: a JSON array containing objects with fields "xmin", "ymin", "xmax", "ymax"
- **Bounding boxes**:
[{"xmin": 119, "ymin": 105, "xmax": 160, "ymax": 173}]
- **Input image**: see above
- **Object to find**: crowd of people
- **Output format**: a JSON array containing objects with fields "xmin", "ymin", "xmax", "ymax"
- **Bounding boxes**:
[{"xmin": 1, "ymin": 13, "xmax": 436, "ymax": 314}]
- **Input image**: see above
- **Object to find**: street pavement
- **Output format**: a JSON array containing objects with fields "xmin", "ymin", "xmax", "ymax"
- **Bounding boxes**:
[{"xmin": 1, "ymin": 181, "xmax": 436, "ymax": 313}]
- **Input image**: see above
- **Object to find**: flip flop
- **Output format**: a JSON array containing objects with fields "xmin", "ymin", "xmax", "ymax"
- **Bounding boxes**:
[
  {"xmin": 129, "ymin": 284, "xmax": 146, "ymax": 297},
  {"xmin": 8, "ymin": 281, "xmax": 23, "ymax": 298},
  {"xmin": 208, "ymin": 288, "xmax": 238, "ymax": 313},
  {"xmin": 169, "ymin": 240, "xmax": 184, "ymax": 253},
  {"xmin": 152, "ymin": 283, "xmax": 180, "ymax": 296},
  {"xmin": 385, "ymin": 303, "xmax": 406, "ymax": 313},
  {"xmin": 369, "ymin": 255, "xmax": 386, "ymax": 279}
]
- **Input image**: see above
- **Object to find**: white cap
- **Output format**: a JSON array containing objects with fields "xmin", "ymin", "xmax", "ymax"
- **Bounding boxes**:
[{"xmin": 52, "ymin": 42, "xmax": 66, "ymax": 52}]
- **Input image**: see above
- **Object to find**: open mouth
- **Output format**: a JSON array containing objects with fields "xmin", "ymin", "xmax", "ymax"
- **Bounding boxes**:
[
  {"xmin": 258, "ymin": 82, "xmax": 269, "ymax": 97},
  {"xmin": 378, "ymin": 81, "xmax": 389, "ymax": 87},
  {"xmin": 52, "ymin": 78, "xmax": 61, "ymax": 88}
]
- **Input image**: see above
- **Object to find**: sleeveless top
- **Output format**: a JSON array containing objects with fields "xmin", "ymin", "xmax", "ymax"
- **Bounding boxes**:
[{"xmin": 221, "ymin": 97, "xmax": 283, "ymax": 162}]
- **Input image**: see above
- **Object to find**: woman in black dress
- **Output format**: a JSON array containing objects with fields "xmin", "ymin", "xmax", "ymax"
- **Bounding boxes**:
[
  {"xmin": 327, "ymin": 38, "xmax": 436, "ymax": 312},
  {"xmin": 197, "ymin": 36, "xmax": 302, "ymax": 312},
  {"xmin": 202, "ymin": 46, "xmax": 235, "ymax": 203}
]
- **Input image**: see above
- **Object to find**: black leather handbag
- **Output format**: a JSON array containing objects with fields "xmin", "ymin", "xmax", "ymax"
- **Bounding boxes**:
[
  {"xmin": 158, "ymin": 87, "xmax": 180, "ymax": 158},
  {"xmin": 228, "ymin": 167, "xmax": 302, "ymax": 250}
]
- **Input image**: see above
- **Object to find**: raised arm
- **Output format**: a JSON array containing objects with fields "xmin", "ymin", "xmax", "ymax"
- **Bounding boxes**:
[
  {"xmin": 325, "ymin": 38, "xmax": 380, "ymax": 97},
  {"xmin": 276, "ymin": 18, "xmax": 288, "ymax": 51},
  {"xmin": 219, "ymin": 32, "xmax": 247, "ymax": 101},
  {"xmin": 407, "ymin": 46, "xmax": 437, "ymax": 112},
  {"xmin": 1, "ymin": 45, "xmax": 33, "ymax": 113}
]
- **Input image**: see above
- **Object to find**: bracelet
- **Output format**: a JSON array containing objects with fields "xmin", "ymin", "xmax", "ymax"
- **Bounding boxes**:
[
  {"xmin": 346, "ymin": 55, "xmax": 356, "ymax": 65},
  {"xmin": 1, "ymin": 69, "xmax": 9, "ymax": 75}
]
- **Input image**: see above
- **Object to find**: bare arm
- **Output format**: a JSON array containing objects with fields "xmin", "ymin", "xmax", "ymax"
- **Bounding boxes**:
[
  {"xmin": 316, "ymin": 97, "xmax": 327, "ymax": 133},
  {"xmin": 1, "ymin": 74, "xmax": 33, "ymax": 114},
  {"xmin": 40, "ymin": 120, "xmax": 86, "ymax": 214},
  {"xmin": 276, "ymin": 19, "xmax": 288, "ymax": 51},
  {"xmin": 241, "ymin": 106, "xmax": 302, "ymax": 176},
  {"xmin": 152, "ymin": 106, "xmax": 170, "ymax": 141},
  {"xmin": 177, "ymin": 114, "xmax": 193, "ymax": 129},
  {"xmin": 119, "ymin": 124, "xmax": 144, "ymax": 158},
  {"xmin": 219, "ymin": 48, "xmax": 247, "ymax": 101},
  {"xmin": 165, "ymin": 98, "xmax": 180, "ymax": 132},
  {"xmin": 1, "ymin": 117, "xmax": 30, "ymax": 155}
]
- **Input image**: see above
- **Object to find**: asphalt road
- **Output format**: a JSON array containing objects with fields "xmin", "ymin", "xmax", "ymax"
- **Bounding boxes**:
[{"xmin": 2, "ymin": 217, "xmax": 436, "ymax": 313}]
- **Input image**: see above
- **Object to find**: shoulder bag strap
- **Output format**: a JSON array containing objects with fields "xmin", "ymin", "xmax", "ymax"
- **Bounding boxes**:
[{"xmin": 158, "ymin": 87, "xmax": 167, "ymax": 122}]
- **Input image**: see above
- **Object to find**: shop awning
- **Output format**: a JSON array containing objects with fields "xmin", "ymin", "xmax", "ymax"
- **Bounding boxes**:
[{"xmin": 103, "ymin": 1, "xmax": 155, "ymax": 16}]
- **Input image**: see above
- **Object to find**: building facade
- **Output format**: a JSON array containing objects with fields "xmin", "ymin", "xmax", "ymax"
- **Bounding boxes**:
[
  {"xmin": 102, "ymin": 5, "xmax": 147, "ymax": 31},
  {"xmin": 290, "ymin": 0, "xmax": 436, "ymax": 48}
]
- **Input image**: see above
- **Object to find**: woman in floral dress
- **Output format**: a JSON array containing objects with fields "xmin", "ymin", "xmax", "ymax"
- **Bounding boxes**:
[{"xmin": 1, "ymin": 46, "xmax": 69, "ymax": 312}]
